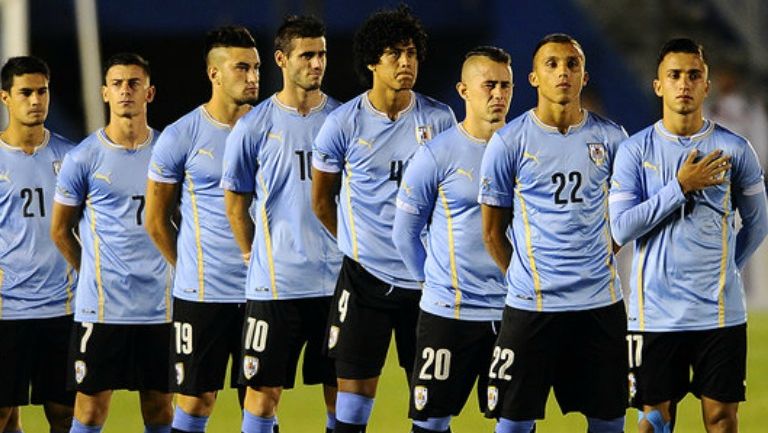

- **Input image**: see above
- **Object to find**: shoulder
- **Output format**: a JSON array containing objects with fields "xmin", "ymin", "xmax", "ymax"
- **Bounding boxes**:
[
  {"xmin": 413, "ymin": 92, "xmax": 455, "ymax": 118},
  {"xmin": 492, "ymin": 111, "xmax": 531, "ymax": 145},
  {"xmin": 586, "ymin": 111, "xmax": 628, "ymax": 140},
  {"xmin": 323, "ymin": 94, "xmax": 343, "ymax": 112},
  {"xmin": 47, "ymin": 130, "xmax": 76, "ymax": 151},
  {"xmin": 712, "ymin": 122, "xmax": 750, "ymax": 148}
]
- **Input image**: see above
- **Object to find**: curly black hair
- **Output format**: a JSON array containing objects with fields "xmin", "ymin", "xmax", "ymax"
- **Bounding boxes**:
[{"xmin": 352, "ymin": 4, "xmax": 427, "ymax": 87}]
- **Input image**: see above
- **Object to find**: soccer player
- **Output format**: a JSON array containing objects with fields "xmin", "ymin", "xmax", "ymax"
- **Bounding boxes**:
[
  {"xmin": 221, "ymin": 16, "xmax": 341, "ymax": 433},
  {"xmin": 0, "ymin": 56, "xmax": 76, "ymax": 433},
  {"xmin": 610, "ymin": 38, "xmax": 768, "ymax": 433},
  {"xmin": 311, "ymin": 6, "xmax": 456, "ymax": 433},
  {"xmin": 392, "ymin": 46, "xmax": 512, "ymax": 433},
  {"xmin": 479, "ymin": 34, "xmax": 628, "ymax": 433},
  {"xmin": 50, "ymin": 53, "xmax": 173, "ymax": 433},
  {"xmin": 144, "ymin": 26, "xmax": 259, "ymax": 433}
]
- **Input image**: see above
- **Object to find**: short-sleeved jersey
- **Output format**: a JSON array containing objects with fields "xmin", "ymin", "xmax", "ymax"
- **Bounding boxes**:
[
  {"xmin": 0, "ymin": 131, "xmax": 77, "ymax": 319},
  {"xmin": 55, "ymin": 128, "xmax": 171, "ymax": 324},
  {"xmin": 221, "ymin": 94, "xmax": 342, "ymax": 300},
  {"xmin": 149, "ymin": 106, "xmax": 246, "ymax": 303},
  {"xmin": 478, "ymin": 109, "xmax": 627, "ymax": 312},
  {"xmin": 312, "ymin": 91, "xmax": 456, "ymax": 289},
  {"xmin": 609, "ymin": 120, "xmax": 765, "ymax": 331},
  {"xmin": 397, "ymin": 124, "xmax": 505, "ymax": 321}
]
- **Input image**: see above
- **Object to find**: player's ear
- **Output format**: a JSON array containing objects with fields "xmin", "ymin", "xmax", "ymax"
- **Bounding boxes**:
[
  {"xmin": 145, "ymin": 85, "xmax": 156, "ymax": 103},
  {"xmin": 456, "ymin": 81, "xmax": 468, "ymax": 100},
  {"xmin": 207, "ymin": 65, "xmax": 219, "ymax": 85},
  {"xmin": 275, "ymin": 50, "xmax": 286, "ymax": 68},
  {"xmin": 583, "ymin": 70, "xmax": 589, "ymax": 87},
  {"xmin": 367, "ymin": 64, "xmax": 376, "ymax": 72},
  {"xmin": 101, "ymin": 85, "xmax": 109, "ymax": 103},
  {"xmin": 528, "ymin": 71, "xmax": 538, "ymax": 88},
  {"xmin": 0, "ymin": 90, "xmax": 9, "ymax": 106},
  {"xmin": 652, "ymin": 78, "xmax": 662, "ymax": 97}
]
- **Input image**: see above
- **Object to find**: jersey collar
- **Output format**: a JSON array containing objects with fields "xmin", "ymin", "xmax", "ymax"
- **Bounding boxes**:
[
  {"xmin": 0, "ymin": 129, "xmax": 50, "ymax": 154},
  {"xmin": 457, "ymin": 122, "xmax": 489, "ymax": 145},
  {"xmin": 529, "ymin": 108, "xmax": 588, "ymax": 135},
  {"xmin": 200, "ymin": 105, "xmax": 232, "ymax": 129},
  {"xmin": 654, "ymin": 119, "xmax": 714, "ymax": 144},
  {"xmin": 97, "ymin": 128, "xmax": 153, "ymax": 151},
  {"xmin": 363, "ymin": 90, "xmax": 415, "ymax": 121},
  {"xmin": 272, "ymin": 93, "xmax": 328, "ymax": 116}
]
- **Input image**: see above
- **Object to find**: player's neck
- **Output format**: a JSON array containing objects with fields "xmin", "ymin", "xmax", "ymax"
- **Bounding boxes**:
[
  {"xmin": 462, "ymin": 115, "xmax": 503, "ymax": 142},
  {"xmin": 104, "ymin": 116, "xmax": 150, "ymax": 149},
  {"xmin": 0, "ymin": 123, "xmax": 46, "ymax": 154},
  {"xmin": 661, "ymin": 109, "xmax": 705, "ymax": 137},
  {"xmin": 367, "ymin": 85, "xmax": 412, "ymax": 120},
  {"xmin": 276, "ymin": 85, "xmax": 323, "ymax": 116},
  {"xmin": 534, "ymin": 101, "xmax": 584, "ymax": 134},
  {"xmin": 205, "ymin": 95, "xmax": 250, "ymax": 126}
]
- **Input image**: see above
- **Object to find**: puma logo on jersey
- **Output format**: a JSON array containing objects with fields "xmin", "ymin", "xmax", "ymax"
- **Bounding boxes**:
[
  {"xmin": 149, "ymin": 161, "xmax": 164, "ymax": 175},
  {"xmin": 523, "ymin": 152, "xmax": 539, "ymax": 164},
  {"xmin": 401, "ymin": 180, "xmax": 413, "ymax": 196},
  {"xmin": 0, "ymin": 171, "xmax": 10, "ymax": 182},
  {"xmin": 643, "ymin": 161, "xmax": 658, "ymax": 172},
  {"xmin": 267, "ymin": 132, "xmax": 283, "ymax": 142},
  {"xmin": 358, "ymin": 138, "xmax": 373, "ymax": 150},
  {"xmin": 94, "ymin": 172, "xmax": 112, "ymax": 184},
  {"xmin": 456, "ymin": 168, "xmax": 474, "ymax": 181},
  {"xmin": 197, "ymin": 149, "xmax": 215, "ymax": 159}
]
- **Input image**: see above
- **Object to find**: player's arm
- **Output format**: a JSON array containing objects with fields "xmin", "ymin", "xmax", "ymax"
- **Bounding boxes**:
[
  {"xmin": 481, "ymin": 204, "xmax": 512, "ymax": 273},
  {"xmin": 732, "ymin": 143, "xmax": 768, "ymax": 268},
  {"xmin": 50, "ymin": 202, "xmax": 82, "ymax": 270},
  {"xmin": 224, "ymin": 190, "xmax": 254, "ymax": 263},
  {"xmin": 144, "ymin": 179, "xmax": 180, "ymax": 266},
  {"xmin": 311, "ymin": 169, "xmax": 340, "ymax": 238}
]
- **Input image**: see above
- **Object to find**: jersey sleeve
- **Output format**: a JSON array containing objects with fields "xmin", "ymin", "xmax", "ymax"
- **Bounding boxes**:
[
  {"xmin": 732, "ymin": 140, "xmax": 768, "ymax": 268},
  {"xmin": 148, "ymin": 125, "xmax": 186, "ymax": 184},
  {"xmin": 732, "ymin": 139, "xmax": 765, "ymax": 194},
  {"xmin": 312, "ymin": 114, "xmax": 346, "ymax": 173},
  {"xmin": 221, "ymin": 118, "xmax": 259, "ymax": 193},
  {"xmin": 54, "ymin": 149, "xmax": 89, "ymax": 207},
  {"xmin": 435, "ymin": 106, "xmax": 458, "ymax": 135},
  {"xmin": 478, "ymin": 133, "xmax": 515, "ymax": 208}
]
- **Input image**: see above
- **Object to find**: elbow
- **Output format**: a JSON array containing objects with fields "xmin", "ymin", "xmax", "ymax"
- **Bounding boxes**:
[{"xmin": 609, "ymin": 217, "xmax": 632, "ymax": 247}]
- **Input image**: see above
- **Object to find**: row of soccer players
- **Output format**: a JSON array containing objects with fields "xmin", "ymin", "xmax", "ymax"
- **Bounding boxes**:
[{"xmin": 1, "ymin": 5, "xmax": 766, "ymax": 433}]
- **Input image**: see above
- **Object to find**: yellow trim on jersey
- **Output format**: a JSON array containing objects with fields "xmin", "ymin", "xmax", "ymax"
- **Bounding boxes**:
[
  {"xmin": 636, "ymin": 241, "xmax": 647, "ymax": 331},
  {"xmin": 0, "ymin": 267, "xmax": 4, "ymax": 318},
  {"xmin": 87, "ymin": 199, "xmax": 105, "ymax": 322},
  {"xmin": 601, "ymin": 183, "xmax": 618, "ymax": 303},
  {"xmin": 258, "ymin": 174, "xmax": 278, "ymax": 299},
  {"xmin": 65, "ymin": 265, "xmax": 75, "ymax": 315},
  {"xmin": 186, "ymin": 174, "xmax": 206, "ymax": 301},
  {"xmin": 344, "ymin": 163, "xmax": 359, "ymax": 261},
  {"xmin": 438, "ymin": 186, "xmax": 460, "ymax": 318},
  {"xmin": 516, "ymin": 182, "xmax": 542, "ymax": 311},
  {"xmin": 165, "ymin": 267, "xmax": 173, "ymax": 322},
  {"xmin": 718, "ymin": 185, "xmax": 731, "ymax": 327}
]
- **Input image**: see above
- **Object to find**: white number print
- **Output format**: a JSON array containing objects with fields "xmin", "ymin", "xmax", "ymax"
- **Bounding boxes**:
[
  {"xmin": 245, "ymin": 317, "xmax": 269, "ymax": 352},
  {"xmin": 79, "ymin": 322, "xmax": 94, "ymax": 353},
  {"xmin": 418, "ymin": 347, "xmax": 452, "ymax": 381},
  {"xmin": 338, "ymin": 290, "xmax": 351, "ymax": 323},
  {"xmin": 626, "ymin": 334, "xmax": 643, "ymax": 369},
  {"xmin": 489, "ymin": 346, "xmax": 515, "ymax": 380},
  {"xmin": 174, "ymin": 322, "xmax": 193, "ymax": 355}
]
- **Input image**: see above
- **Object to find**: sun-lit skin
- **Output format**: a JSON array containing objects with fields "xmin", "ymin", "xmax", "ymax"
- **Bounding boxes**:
[
  {"xmin": 457, "ymin": 55, "xmax": 513, "ymax": 141},
  {"xmin": 0, "ymin": 73, "xmax": 49, "ymax": 152},
  {"xmin": 368, "ymin": 40, "xmax": 418, "ymax": 119},
  {"xmin": 275, "ymin": 36, "xmax": 327, "ymax": 115},
  {"xmin": 654, "ymin": 51, "xmax": 710, "ymax": 136},
  {"xmin": 529, "ymin": 41, "xmax": 588, "ymax": 133},
  {"xmin": 206, "ymin": 46, "xmax": 260, "ymax": 125}
]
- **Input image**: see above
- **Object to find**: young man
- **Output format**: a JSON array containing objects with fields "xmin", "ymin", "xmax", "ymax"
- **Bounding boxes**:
[
  {"xmin": 610, "ymin": 38, "xmax": 768, "ymax": 433},
  {"xmin": 311, "ymin": 6, "xmax": 455, "ymax": 433},
  {"xmin": 144, "ymin": 26, "xmax": 259, "ymax": 433},
  {"xmin": 392, "ymin": 46, "xmax": 513, "ymax": 433},
  {"xmin": 50, "ymin": 53, "xmax": 173, "ymax": 433},
  {"xmin": 479, "ymin": 34, "xmax": 628, "ymax": 433},
  {"xmin": 221, "ymin": 16, "xmax": 341, "ymax": 433},
  {"xmin": 0, "ymin": 56, "xmax": 76, "ymax": 433}
]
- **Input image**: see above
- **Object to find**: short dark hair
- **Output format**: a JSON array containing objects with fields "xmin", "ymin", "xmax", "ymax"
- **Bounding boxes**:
[
  {"xmin": 353, "ymin": 4, "xmax": 427, "ymax": 86},
  {"xmin": 657, "ymin": 38, "xmax": 706, "ymax": 67},
  {"xmin": 103, "ymin": 52, "xmax": 151, "ymax": 82},
  {"xmin": 465, "ymin": 45, "xmax": 511, "ymax": 66},
  {"xmin": 205, "ymin": 25, "xmax": 257, "ymax": 62},
  {"xmin": 1, "ymin": 56, "xmax": 50, "ymax": 91},
  {"xmin": 274, "ymin": 15, "xmax": 325, "ymax": 54},
  {"xmin": 532, "ymin": 33, "xmax": 584, "ymax": 65}
]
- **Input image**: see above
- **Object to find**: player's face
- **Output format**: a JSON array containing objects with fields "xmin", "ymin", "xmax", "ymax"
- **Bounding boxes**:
[
  {"xmin": 0, "ymin": 73, "xmax": 49, "ymax": 127},
  {"xmin": 370, "ymin": 40, "xmax": 418, "ymax": 91},
  {"xmin": 654, "ymin": 52, "xmax": 709, "ymax": 116},
  {"xmin": 278, "ymin": 37, "xmax": 327, "ymax": 91},
  {"xmin": 459, "ymin": 58, "xmax": 513, "ymax": 124},
  {"xmin": 213, "ymin": 47, "xmax": 261, "ymax": 106},
  {"xmin": 529, "ymin": 42, "xmax": 588, "ymax": 106},
  {"xmin": 102, "ymin": 64, "xmax": 155, "ymax": 119}
]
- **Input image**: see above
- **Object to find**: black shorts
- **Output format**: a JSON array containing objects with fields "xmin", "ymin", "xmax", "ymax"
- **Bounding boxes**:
[
  {"xmin": 68, "ymin": 322, "xmax": 172, "ymax": 394},
  {"xmin": 486, "ymin": 302, "xmax": 628, "ymax": 420},
  {"xmin": 326, "ymin": 257, "xmax": 421, "ymax": 380},
  {"xmin": 238, "ymin": 297, "xmax": 335, "ymax": 389},
  {"xmin": 409, "ymin": 311, "xmax": 498, "ymax": 420},
  {"xmin": 628, "ymin": 324, "xmax": 747, "ymax": 407},
  {"xmin": 0, "ymin": 315, "xmax": 75, "ymax": 407},
  {"xmin": 170, "ymin": 298, "xmax": 244, "ymax": 394}
]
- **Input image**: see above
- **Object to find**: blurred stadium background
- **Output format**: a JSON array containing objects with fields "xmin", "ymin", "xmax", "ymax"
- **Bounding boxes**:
[{"xmin": 2, "ymin": 0, "xmax": 767, "ymax": 431}]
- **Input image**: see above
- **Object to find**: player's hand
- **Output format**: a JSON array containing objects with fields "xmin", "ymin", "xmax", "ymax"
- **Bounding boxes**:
[{"xmin": 676, "ymin": 149, "xmax": 731, "ymax": 194}]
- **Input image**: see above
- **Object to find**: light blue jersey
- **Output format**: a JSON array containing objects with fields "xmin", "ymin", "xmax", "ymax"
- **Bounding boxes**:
[
  {"xmin": 478, "ymin": 110, "xmax": 626, "ymax": 312},
  {"xmin": 395, "ymin": 124, "xmax": 505, "ymax": 321},
  {"xmin": 0, "ymin": 131, "xmax": 77, "ymax": 319},
  {"xmin": 313, "ymin": 91, "xmax": 456, "ymax": 289},
  {"xmin": 222, "ymin": 94, "xmax": 342, "ymax": 300},
  {"xmin": 55, "ymin": 129, "xmax": 171, "ymax": 324},
  {"xmin": 610, "ymin": 120, "xmax": 768, "ymax": 332},
  {"xmin": 149, "ymin": 106, "xmax": 246, "ymax": 303}
]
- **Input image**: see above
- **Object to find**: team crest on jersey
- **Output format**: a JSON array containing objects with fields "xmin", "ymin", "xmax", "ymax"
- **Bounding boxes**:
[
  {"xmin": 52, "ymin": 160, "xmax": 62, "ymax": 175},
  {"xmin": 175, "ymin": 362, "xmax": 185, "ymax": 385},
  {"xmin": 627, "ymin": 372, "xmax": 637, "ymax": 405},
  {"xmin": 487, "ymin": 386, "xmax": 498, "ymax": 411},
  {"xmin": 328, "ymin": 325, "xmax": 340, "ymax": 349},
  {"xmin": 74, "ymin": 360, "xmax": 87, "ymax": 384},
  {"xmin": 413, "ymin": 386, "xmax": 428, "ymax": 411},
  {"xmin": 416, "ymin": 125, "xmax": 433, "ymax": 144},
  {"xmin": 587, "ymin": 143, "xmax": 606, "ymax": 166},
  {"xmin": 243, "ymin": 355, "xmax": 259, "ymax": 380}
]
